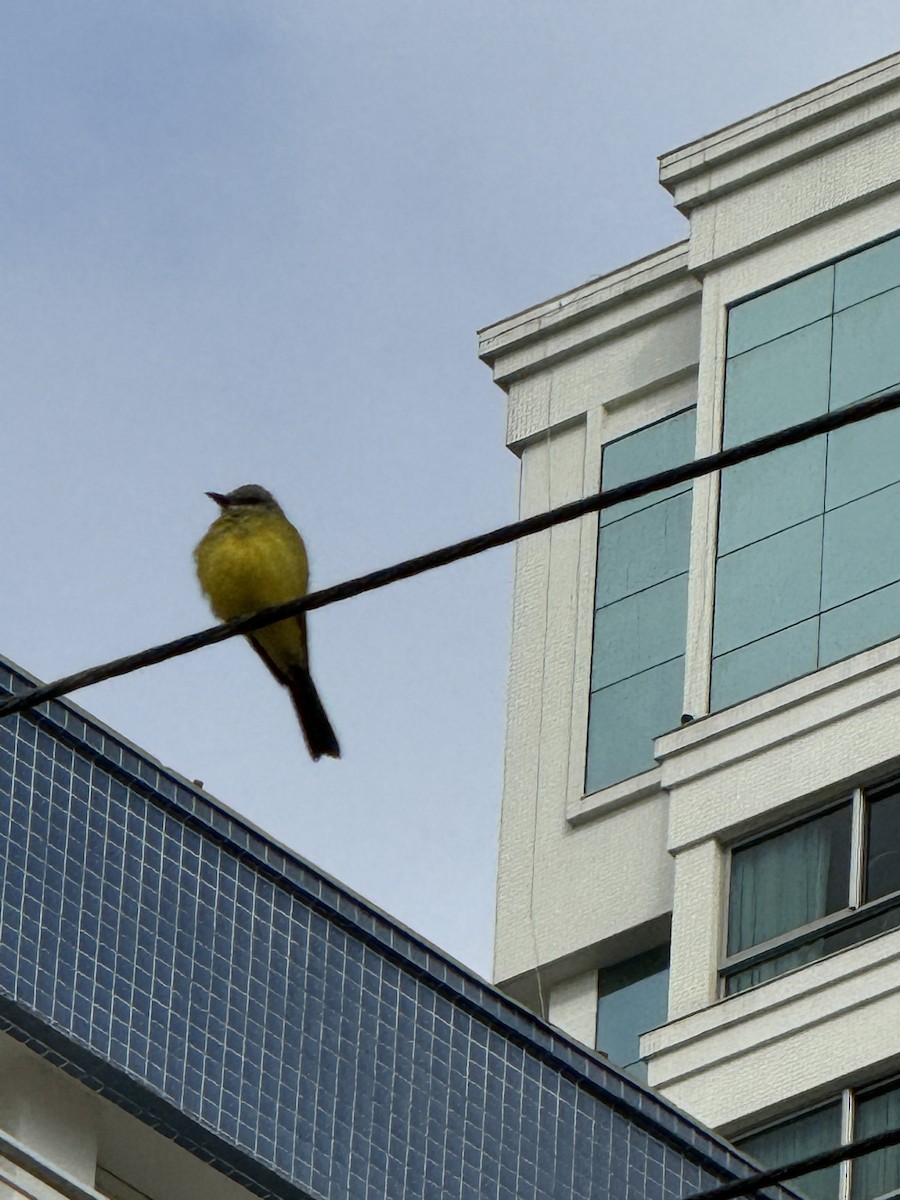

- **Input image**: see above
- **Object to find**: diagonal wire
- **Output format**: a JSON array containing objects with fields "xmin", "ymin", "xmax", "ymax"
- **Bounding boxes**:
[
  {"xmin": 2, "ymin": 387, "xmax": 900, "ymax": 722},
  {"xmin": 683, "ymin": 1121, "xmax": 900, "ymax": 1200}
]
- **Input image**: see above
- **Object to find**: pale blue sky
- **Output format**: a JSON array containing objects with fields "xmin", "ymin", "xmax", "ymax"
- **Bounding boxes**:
[{"xmin": 2, "ymin": 2, "xmax": 898, "ymax": 976}]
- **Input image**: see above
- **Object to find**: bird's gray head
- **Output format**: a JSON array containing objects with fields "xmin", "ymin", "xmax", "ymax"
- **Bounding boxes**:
[{"xmin": 206, "ymin": 484, "xmax": 281, "ymax": 511}]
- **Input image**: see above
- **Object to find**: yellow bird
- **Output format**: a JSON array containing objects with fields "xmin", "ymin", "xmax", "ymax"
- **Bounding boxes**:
[{"xmin": 194, "ymin": 484, "xmax": 340, "ymax": 760}]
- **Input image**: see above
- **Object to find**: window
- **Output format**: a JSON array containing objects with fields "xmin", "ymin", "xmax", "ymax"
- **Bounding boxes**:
[
  {"xmin": 738, "ymin": 1099, "xmax": 842, "ymax": 1200},
  {"xmin": 585, "ymin": 232, "xmax": 900, "ymax": 796},
  {"xmin": 712, "ymin": 231, "xmax": 900, "ymax": 710},
  {"xmin": 586, "ymin": 408, "xmax": 696, "ymax": 793},
  {"xmin": 596, "ymin": 944, "xmax": 669, "ymax": 1082},
  {"xmin": 722, "ymin": 777, "xmax": 900, "ymax": 996},
  {"xmin": 735, "ymin": 1078, "xmax": 900, "ymax": 1200}
]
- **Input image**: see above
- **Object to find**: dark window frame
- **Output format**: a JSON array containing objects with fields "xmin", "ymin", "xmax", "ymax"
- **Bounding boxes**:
[
  {"xmin": 735, "ymin": 1075, "xmax": 900, "ymax": 1200},
  {"xmin": 595, "ymin": 942, "xmax": 670, "ymax": 1081},
  {"xmin": 721, "ymin": 777, "xmax": 900, "ymax": 996}
]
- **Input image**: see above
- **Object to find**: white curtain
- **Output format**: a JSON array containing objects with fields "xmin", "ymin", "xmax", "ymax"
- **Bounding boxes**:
[{"xmin": 728, "ymin": 816, "xmax": 836, "ymax": 987}]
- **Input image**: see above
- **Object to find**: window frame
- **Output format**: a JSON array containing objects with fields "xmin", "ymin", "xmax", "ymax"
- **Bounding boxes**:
[
  {"xmin": 708, "ymin": 228, "xmax": 900, "ymax": 715},
  {"xmin": 582, "ymin": 230, "xmax": 900, "ymax": 803},
  {"xmin": 595, "ymin": 942, "xmax": 671, "ymax": 1080},
  {"xmin": 735, "ymin": 1075, "xmax": 900, "ymax": 1200},
  {"xmin": 585, "ymin": 405, "xmax": 697, "ymax": 796},
  {"xmin": 737, "ymin": 1092, "xmax": 845, "ymax": 1200},
  {"xmin": 720, "ymin": 780, "xmax": 900, "ymax": 996}
]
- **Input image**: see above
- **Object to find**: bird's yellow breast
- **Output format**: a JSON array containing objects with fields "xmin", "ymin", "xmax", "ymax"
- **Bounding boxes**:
[{"xmin": 194, "ymin": 510, "xmax": 310, "ymax": 623}]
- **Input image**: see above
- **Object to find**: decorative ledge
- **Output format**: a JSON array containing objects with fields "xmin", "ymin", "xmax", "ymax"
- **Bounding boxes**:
[
  {"xmin": 567, "ymin": 766, "xmax": 663, "ymax": 827},
  {"xmin": 643, "ymin": 929, "xmax": 900, "ymax": 1130},
  {"xmin": 660, "ymin": 52, "xmax": 900, "ymax": 211},
  {"xmin": 658, "ymin": 633, "xmax": 900, "ymax": 790},
  {"xmin": 477, "ymin": 241, "xmax": 696, "ymax": 385}
]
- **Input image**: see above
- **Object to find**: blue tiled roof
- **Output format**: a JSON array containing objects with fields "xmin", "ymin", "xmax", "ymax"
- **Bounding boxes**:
[{"xmin": 0, "ymin": 655, "xmax": 773, "ymax": 1200}]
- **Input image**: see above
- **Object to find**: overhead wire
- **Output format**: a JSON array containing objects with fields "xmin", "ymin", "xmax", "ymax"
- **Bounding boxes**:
[
  {"xmin": 2, "ymin": 387, "xmax": 900, "ymax": 722},
  {"xmin": 683, "ymin": 1120, "xmax": 900, "ymax": 1200}
]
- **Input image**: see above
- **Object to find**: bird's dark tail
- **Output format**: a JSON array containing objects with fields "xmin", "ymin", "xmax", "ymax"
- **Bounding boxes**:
[{"xmin": 287, "ymin": 666, "xmax": 341, "ymax": 760}]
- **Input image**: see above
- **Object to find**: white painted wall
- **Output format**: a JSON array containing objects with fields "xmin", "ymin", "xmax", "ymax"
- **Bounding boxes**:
[
  {"xmin": 484, "ymin": 49, "xmax": 900, "ymax": 1139},
  {"xmin": 484, "ymin": 254, "xmax": 701, "ymax": 997},
  {"xmin": 0, "ymin": 1034, "xmax": 99, "ymax": 1193}
]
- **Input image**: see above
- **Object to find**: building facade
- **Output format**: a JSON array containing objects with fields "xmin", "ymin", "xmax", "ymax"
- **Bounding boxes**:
[
  {"xmin": 0, "ymin": 652, "xmax": 776, "ymax": 1200},
  {"xmin": 480, "ymin": 51, "xmax": 900, "ymax": 1200}
]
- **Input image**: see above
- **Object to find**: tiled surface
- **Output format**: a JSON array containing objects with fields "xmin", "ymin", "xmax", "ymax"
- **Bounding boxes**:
[{"xmin": 0, "ymin": 657, "xmax": 766, "ymax": 1200}]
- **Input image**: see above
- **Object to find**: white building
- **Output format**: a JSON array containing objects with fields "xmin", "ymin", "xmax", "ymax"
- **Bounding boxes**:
[{"xmin": 480, "ymin": 50, "xmax": 900, "ymax": 1200}]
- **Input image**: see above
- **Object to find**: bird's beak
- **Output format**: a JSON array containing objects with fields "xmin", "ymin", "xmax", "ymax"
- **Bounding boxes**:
[{"xmin": 206, "ymin": 491, "xmax": 229, "ymax": 508}]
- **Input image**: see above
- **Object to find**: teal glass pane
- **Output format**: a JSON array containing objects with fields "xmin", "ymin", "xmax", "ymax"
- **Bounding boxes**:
[
  {"xmin": 819, "ymin": 580, "xmax": 900, "ymax": 668},
  {"xmin": 825, "ymin": 407, "xmax": 900, "ymax": 510},
  {"xmin": 713, "ymin": 518, "xmax": 824, "ymax": 655},
  {"xmin": 727, "ymin": 265, "xmax": 834, "ymax": 356},
  {"xmin": 821, "ymin": 482, "xmax": 900, "ymax": 610},
  {"xmin": 595, "ymin": 491, "xmax": 692, "ymax": 607},
  {"xmin": 719, "ymin": 437, "xmax": 826, "ymax": 555},
  {"xmin": 723, "ymin": 318, "xmax": 832, "ymax": 448},
  {"xmin": 851, "ymin": 1082, "xmax": 900, "ymax": 1200},
  {"xmin": 586, "ymin": 657, "xmax": 684, "ymax": 792},
  {"xmin": 830, "ymin": 286, "xmax": 900, "ymax": 409},
  {"xmin": 600, "ymin": 408, "xmax": 696, "ymax": 525},
  {"xmin": 737, "ymin": 1104, "xmax": 842, "ymax": 1200},
  {"xmin": 834, "ymin": 233, "xmax": 900, "ymax": 311},
  {"xmin": 592, "ymin": 573, "xmax": 688, "ymax": 689},
  {"xmin": 596, "ymin": 945, "xmax": 669, "ymax": 1080},
  {"xmin": 711, "ymin": 618, "xmax": 819, "ymax": 710}
]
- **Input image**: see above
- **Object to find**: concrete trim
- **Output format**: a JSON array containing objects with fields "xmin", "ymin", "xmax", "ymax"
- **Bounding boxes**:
[
  {"xmin": 660, "ymin": 52, "xmax": 900, "ymax": 204},
  {"xmin": 0, "ymin": 1130, "xmax": 105, "ymax": 1200},
  {"xmin": 567, "ymin": 766, "xmax": 663, "ymax": 826},
  {"xmin": 477, "ymin": 242, "xmax": 694, "ymax": 373},
  {"xmin": 656, "ymin": 635, "xmax": 900, "ymax": 796}
]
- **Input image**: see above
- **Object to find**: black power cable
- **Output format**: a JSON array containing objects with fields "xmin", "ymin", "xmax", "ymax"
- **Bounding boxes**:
[{"xmin": 2, "ymin": 387, "xmax": 900, "ymax": 722}]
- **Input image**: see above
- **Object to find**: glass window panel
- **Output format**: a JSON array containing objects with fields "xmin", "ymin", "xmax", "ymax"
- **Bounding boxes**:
[
  {"xmin": 728, "ymin": 884, "xmax": 900, "ymax": 995},
  {"xmin": 592, "ymin": 573, "xmax": 688, "ymax": 690},
  {"xmin": 736, "ymin": 1103, "xmax": 842, "ymax": 1200},
  {"xmin": 596, "ymin": 944, "xmax": 669, "ymax": 1081},
  {"xmin": 820, "ymin": 902, "xmax": 900, "ymax": 957},
  {"xmin": 724, "ymin": 938, "xmax": 832, "ymax": 995},
  {"xmin": 826, "ymin": 408, "xmax": 900, "ymax": 510},
  {"xmin": 595, "ymin": 492, "xmax": 692, "ymax": 608},
  {"xmin": 728, "ymin": 265, "xmax": 834, "ymax": 356},
  {"xmin": 719, "ymin": 437, "xmax": 826, "ymax": 555},
  {"xmin": 727, "ymin": 803, "xmax": 852, "ymax": 954},
  {"xmin": 723, "ymin": 318, "xmax": 832, "ymax": 448},
  {"xmin": 713, "ymin": 518, "xmax": 824, "ymax": 655},
  {"xmin": 711, "ymin": 618, "xmax": 819, "ymax": 710},
  {"xmin": 821, "ymin": 482, "xmax": 900, "ymax": 611},
  {"xmin": 600, "ymin": 408, "xmax": 697, "ymax": 525},
  {"xmin": 866, "ymin": 781, "xmax": 900, "ymax": 903},
  {"xmin": 835, "ymin": 234, "xmax": 900, "ymax": 311},
  {"xmin": 586, "ymin": 657, "xmax": 684, "ymax": 793},
  {"xmin": 831, "ymin": 287, "xmax": 900, "ymax": 410},
  {"xmin": 852, "ymin": 1081, "xmax": 900, "ymax": 1200},
  {"xmin": 819, "ymin": 581, "xmax": 900, "ymax": 669}
]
